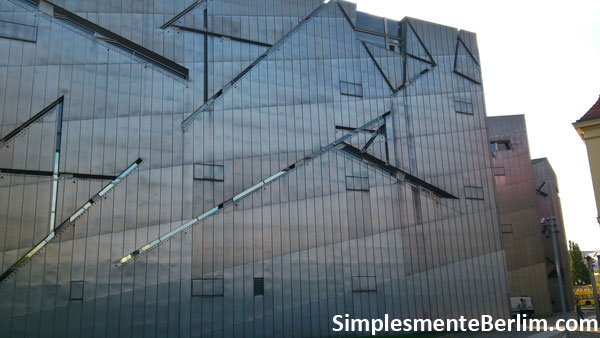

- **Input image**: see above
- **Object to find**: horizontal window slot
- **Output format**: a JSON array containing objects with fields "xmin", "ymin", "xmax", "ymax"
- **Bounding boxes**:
[
  {"xmin": 490, "ymin": 140, "xmax": 512, "ymax": 151},
  {"xmin": 454, "ymin": 99, "xmax": 473, "ymax": 115},
  {"xmin": 192, "ymin": 278, "xmax": 224, "ymax": 297},
  {"xmin": 0, "ymin": 19, "xmax": 37, "ymax": 43},
  {"xmin": 464, "ymin": 185, "xmax": 484, "ymax": 200},
  {"xmin": 493, "ymin": 167, "xmax": 505, "ymax": 176},
  {"xmin": 194, "ymin": 163, "xmax": 224, "ymax": 181},
  {"xmin": 340, "ymin": 80, "xmax": 363, "ymax": 97},
  {"xmin": 346, "ymin": 175, "xmax": 369, "ymax": 192},
  {"xmin": 352, "ymin": 276, "xmax": 377, "ymax": 292},
  {"xmin": 501, "ymin": 224, "xmax": 513, "ymax": 234}
]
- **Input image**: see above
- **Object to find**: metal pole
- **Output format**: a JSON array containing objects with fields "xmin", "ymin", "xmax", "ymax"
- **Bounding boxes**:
[
  {"xmin": 542, "ymin": 217, "xmax": 569, "ymax": 337},
  {"xmin": 585, "ymin": 256, "xmax": 600, "ymax": 320}
]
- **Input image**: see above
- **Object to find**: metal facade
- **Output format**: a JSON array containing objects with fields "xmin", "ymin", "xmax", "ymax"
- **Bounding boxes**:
[
  {"xmin": 488, "ymin": 115, "xmax": 553, "ymax": 316},
  {"xmin": 0, "ymin": 0, "xmax": 509, "ymax": 336},
  {"xmin": 532, "ymin": 157, "xmax": 575, "ymax": 313}
]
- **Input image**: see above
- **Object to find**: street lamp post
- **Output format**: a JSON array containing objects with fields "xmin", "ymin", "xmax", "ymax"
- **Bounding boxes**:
[
  {"xmin": 585, "ymin": 255, "xmax": 600, "ymax": 320},
  {"xmin": 541, "ymin": 217, "xmax": 569, "ymax": 337}
]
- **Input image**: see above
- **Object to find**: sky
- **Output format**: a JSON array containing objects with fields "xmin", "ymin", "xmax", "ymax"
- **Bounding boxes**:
[{"xmin": 352, "ymin": 0, "xmax": 600, "ymax": 250}]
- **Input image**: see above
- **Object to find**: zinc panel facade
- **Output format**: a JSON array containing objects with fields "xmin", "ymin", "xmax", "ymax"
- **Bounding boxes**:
[
  {"xmin": 0, "ymin": 0, "xmax": 509, "ymax": 336},
  {"xmin": 488, "ymin": 115, "xmax": 553, "ymax": 316}
]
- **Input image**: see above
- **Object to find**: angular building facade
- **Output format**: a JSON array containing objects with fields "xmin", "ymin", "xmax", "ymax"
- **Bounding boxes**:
[
  {"xmin": 488, "ymin": 115, "xmax": 554, "ymax": 316},
  {"xmin": 0, "ymin": 0, "xmax": 509, "ymax": 336},
  {"xmin": 532, "ymin": 157, "xmax": 574, "ymax": 313}
]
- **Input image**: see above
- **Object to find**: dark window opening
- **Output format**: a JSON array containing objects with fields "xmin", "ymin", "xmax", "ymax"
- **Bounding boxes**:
[
  {"xmin": 254, "ymin": 277, "xmax": 264, "ymax": 296},
  {"xmin": 490, "ymin": 140, "xmax": 512, "ymax": 151},
  {"xmin": 70, "ymin": 281, "xmax": 84, "ymax": 301},
  {"xmin": 455, "ymin": 99, "xmax": 474, "ymax": 115},
  {"xmin": 387, "ymin": 37, "xmax": 401, "ymax": 53}
]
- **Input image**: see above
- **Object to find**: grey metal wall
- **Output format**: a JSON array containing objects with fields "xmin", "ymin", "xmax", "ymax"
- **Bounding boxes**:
[
  {"xmin": 0, "ymin": 0, "xmax": 509, "ymax": 336},
  {"xmin": 488, "ymin": 115, "xmax": 553, "ymax": 316},
  {"xmin": 532, "ymin": 157, "xmax": 575, "ymax": 312}
]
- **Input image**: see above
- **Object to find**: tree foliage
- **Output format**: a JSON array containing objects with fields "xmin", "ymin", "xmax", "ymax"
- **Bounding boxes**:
[{"xmin": 569, "ymin": 241, "xmax": 591, "ymax": 286}]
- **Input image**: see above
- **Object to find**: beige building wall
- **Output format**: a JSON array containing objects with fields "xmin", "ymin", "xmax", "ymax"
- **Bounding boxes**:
[{"xmin": 573, "ymin": 98, "xmax": 600, "ymax": 226}]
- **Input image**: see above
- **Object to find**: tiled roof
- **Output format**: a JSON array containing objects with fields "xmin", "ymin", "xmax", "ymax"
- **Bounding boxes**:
[{"xmin": 579, "ymin": 95, "xmax": 600, "ymax": 122}]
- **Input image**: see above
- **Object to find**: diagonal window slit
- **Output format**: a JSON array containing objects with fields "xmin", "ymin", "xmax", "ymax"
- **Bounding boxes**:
[
  {"xmin": 117, "ymin": 112, "xmax": 391, "ymax": 266},
  {"xmin": 0, "ymin": 96, "xmax": 64, "ymax": 147},
  {"xmin": 0, "ymin": 158, "xmax": 142, "ymax": 285},
  {"xmin": 180, "ymin": 0, "xmax": 332, "ymax": 131},
  {"xmin": 339, "ymin": 142, "xmax": 457, "ymax": 199},
  {"xmin": 23, "ymin": 1, "xmax": 188, "ymax": 79}
]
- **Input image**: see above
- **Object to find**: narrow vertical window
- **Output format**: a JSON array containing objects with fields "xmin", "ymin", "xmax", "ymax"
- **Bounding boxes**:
[
  {"xmin": 70, "ymin": 281, "xmax": 84, "ymax": 301},
  {"xmin": 254, "ymin": 277, "xmax": 264, "ymax": 296}
]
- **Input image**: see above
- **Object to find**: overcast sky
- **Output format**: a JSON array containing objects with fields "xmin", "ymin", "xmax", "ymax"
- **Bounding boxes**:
[{"xmin": 352, "ymin": 0, "xmax": 600, "ymax": 250}]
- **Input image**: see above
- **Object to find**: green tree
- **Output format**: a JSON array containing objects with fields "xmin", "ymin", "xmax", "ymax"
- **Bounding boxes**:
[{"xmin": 569, "ymin": 241, "xmax": 591, "ymax": 285}]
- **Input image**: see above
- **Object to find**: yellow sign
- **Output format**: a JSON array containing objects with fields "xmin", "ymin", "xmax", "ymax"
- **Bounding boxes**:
[{"xmin": 574, "ymin": 285, "xmax": 600, "ymax": 306}]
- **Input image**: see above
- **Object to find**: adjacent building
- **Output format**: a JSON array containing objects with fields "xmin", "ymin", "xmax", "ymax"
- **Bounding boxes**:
[
  {"xmin": 488, "ymin": 115, "xmax": 553, "ymax": 316},
  {"xmin": 0, "ymin": 0, "xmax": 509, "ymax": 336},
  {"xmin": 532, "ymin": 158, "xmax": 575, "ymax": 313},
  {"xmin": 573, "ymin": 95, "xmax": 600, "ymax": 226}
]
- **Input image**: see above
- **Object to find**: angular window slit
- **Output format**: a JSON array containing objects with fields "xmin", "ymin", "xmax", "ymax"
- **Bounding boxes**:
[
  {"xmin": 335, "ymin": 125, "xmax": 376, "ymax": 133},
  {"xmin": 35, "ymin": 2, "xmax": 188, "ymax": 79},
  {"xmin": 160, "ymin": 0, "xmax": 204, "ymax": 29},
  {"xmin": 0, "ymin": 96, "xmax": 64, "ymax": 146},
  {"xmin": 536, "ymin": 181, "xmax": 548, "ymax": 197},
  {"xmin": 0, "ymin": 158, "xmax": 142, "ymax": 284},
  {"xmin": 118, "ymin": 112, "xmax": 392, "ymax": 266},
  {"xmin": 339, "ymin": 142, "xmax": 457, "ymax": 199},
  {"xmin": 181, "ymin": 1, "xmax": 329, "ymax": 131}
]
